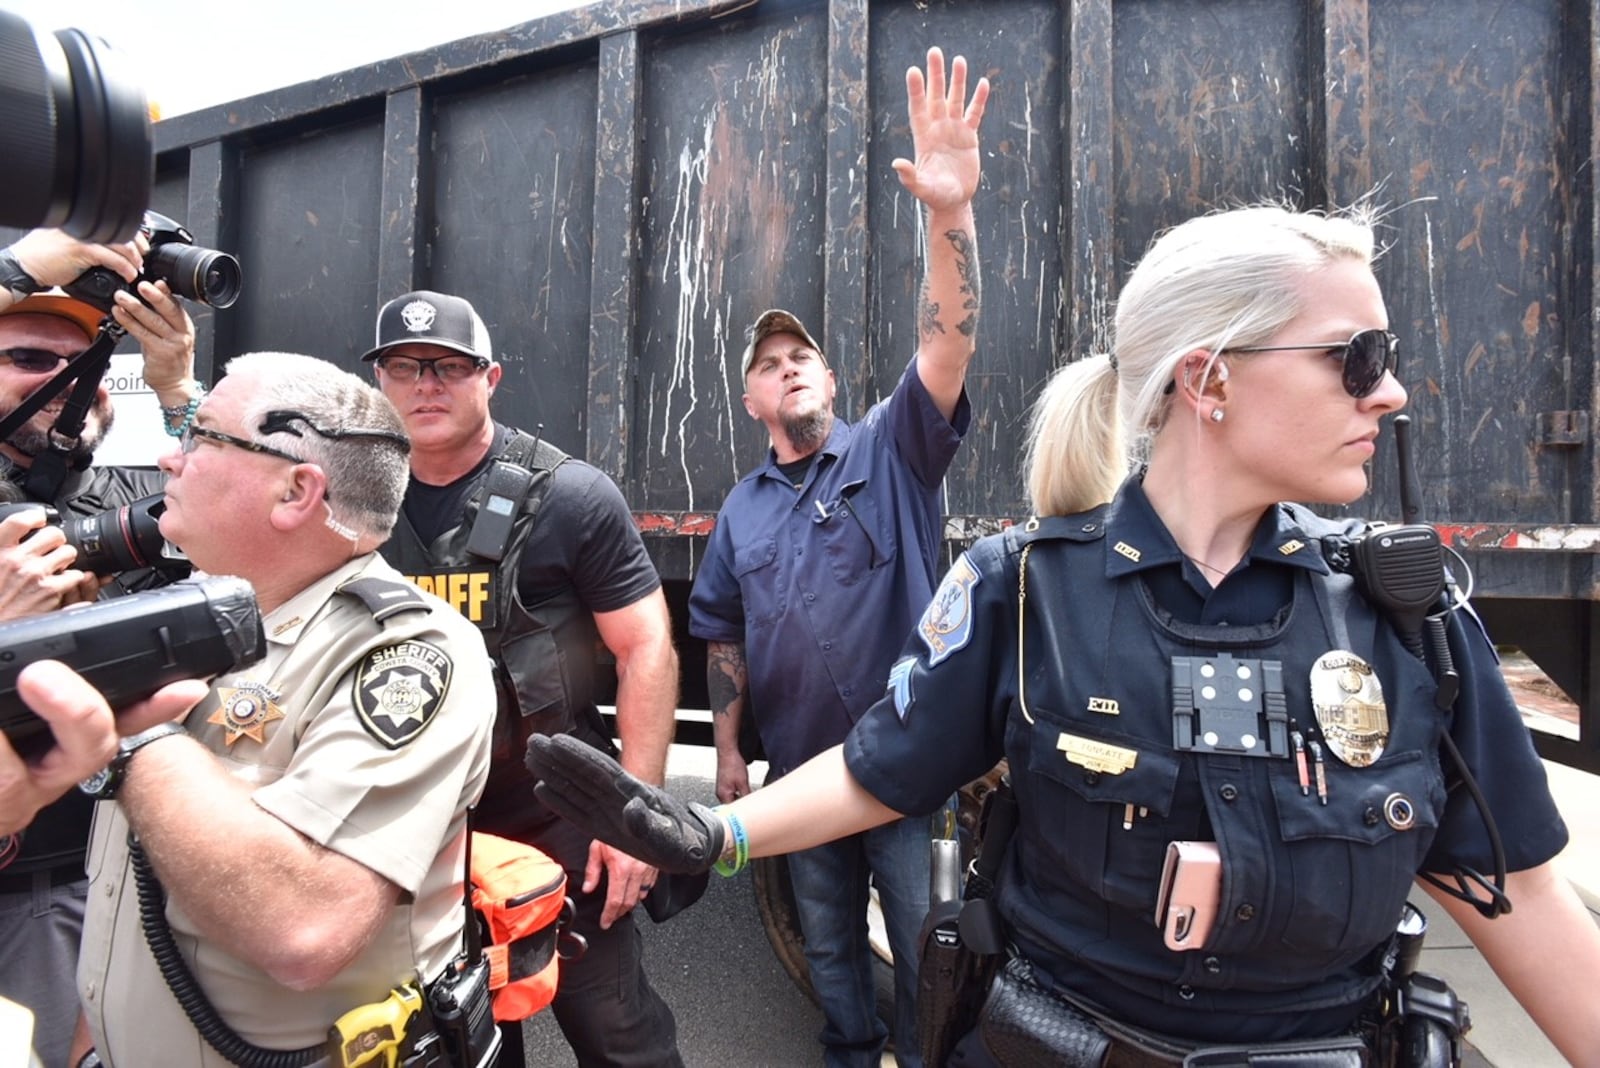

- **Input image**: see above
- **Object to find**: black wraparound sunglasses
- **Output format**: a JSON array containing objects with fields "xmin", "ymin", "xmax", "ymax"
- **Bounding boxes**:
[{"xmin": 1226, "ymin": 328, "xmax": 1400, "ymax": 399}]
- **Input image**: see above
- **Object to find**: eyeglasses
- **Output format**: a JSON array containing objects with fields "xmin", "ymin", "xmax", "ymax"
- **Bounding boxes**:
[
  {"xmin": 0, "ymin": 348, "xmax": 73, "ymax": 375},
  {"xmin": 374, "ymin": 354, "xmax": 489, "ymax": 383},
  {"xmin": 1226, "ymin": 329, "xmax": 1400, "ymax": 399},
  {"xmin": 180, "ymin": 424, "xmax": 307, "ymax": 465}
]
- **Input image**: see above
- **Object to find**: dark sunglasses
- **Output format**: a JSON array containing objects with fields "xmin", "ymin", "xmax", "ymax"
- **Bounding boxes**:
[
  {"xmin": 0, "ymin": 348, "xmax": 73, "ymax": 375},
  {"xmin": 1226, "ymin": 328, "xmax": 1400, "ymax": 399}
]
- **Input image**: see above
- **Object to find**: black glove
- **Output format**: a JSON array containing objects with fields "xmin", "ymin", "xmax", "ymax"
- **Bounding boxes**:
[{"xmin": 527, "ymin": 733, "xmax": 726, "ymax": 875}]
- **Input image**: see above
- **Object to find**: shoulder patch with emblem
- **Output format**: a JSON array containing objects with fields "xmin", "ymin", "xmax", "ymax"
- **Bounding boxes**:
[
  {"xmin": 353, "ymin": 639, "xmax": 453, "ymax": 748},
  {"xmin": 918, "ymin": 553, "xmax": 981, "ymax": 666}
]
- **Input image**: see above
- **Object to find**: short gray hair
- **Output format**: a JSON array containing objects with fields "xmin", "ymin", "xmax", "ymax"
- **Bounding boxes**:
[{"xmin": 224, "ymin": 352, "xmax": 411, "ymax": 540}]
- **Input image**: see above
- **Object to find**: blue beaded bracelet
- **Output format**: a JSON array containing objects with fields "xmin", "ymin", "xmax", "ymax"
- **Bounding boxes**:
[{"xmin": 160, "ymin": 389, "xmax": 204, "ymax": 438}]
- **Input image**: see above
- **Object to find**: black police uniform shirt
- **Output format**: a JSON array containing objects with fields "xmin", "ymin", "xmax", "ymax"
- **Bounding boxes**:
[{"xmin": 844, "ymin": 476, "xmax": 1567, "ymax": 1043}]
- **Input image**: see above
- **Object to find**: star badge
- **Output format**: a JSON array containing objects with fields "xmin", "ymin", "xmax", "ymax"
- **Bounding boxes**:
[{"xmin": 209, "ymin": 682, "xmax": 287, "ymax": 747}]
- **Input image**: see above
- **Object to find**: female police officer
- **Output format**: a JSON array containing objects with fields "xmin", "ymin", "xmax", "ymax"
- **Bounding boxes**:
[{"xmin": 529, "ymin": 204, "xmax": 1600, "ymax": 1065}]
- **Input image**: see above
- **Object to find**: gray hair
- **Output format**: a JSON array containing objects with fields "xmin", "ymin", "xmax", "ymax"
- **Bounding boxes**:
[
  {"xmin": 224, "ymin": 352, "xmax": 411, "ymax": 540},
  {"xmin": 1025, "ymin": 203, "xmax": 1378, "ymax": 516}
]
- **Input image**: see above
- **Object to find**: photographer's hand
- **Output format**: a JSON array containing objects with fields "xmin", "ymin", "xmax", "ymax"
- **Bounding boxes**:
[
  {"xmin": 0, "ymin": 508, "xmax": 94, "ymax": 622},
  {"xmin": 0, "ymin": 661, "xmax": 206, "ymax": 837},
  {"xmin": 114, "ymin": 281, "xmax": 198, "ymax": 406},
  {"xmin": 5, "ymin": 227, "xmax": 141, "ymax": 295}
]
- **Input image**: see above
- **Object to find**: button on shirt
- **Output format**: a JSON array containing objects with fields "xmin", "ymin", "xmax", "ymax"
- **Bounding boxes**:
[{"xmin": 690, "ymin": 360, "xmax": 970, "ymax": 776}]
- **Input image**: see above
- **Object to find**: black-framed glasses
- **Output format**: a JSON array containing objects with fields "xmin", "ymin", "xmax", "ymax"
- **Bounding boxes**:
[
  {"xmin": 1226, "ymin": 328, "xmax": 1400, "ymax": 399},
  {"xmin": 180, "ymin": 424, "xmax": 307, "ymax": 465},
  {"xmin": 0, "ymin": 348, "xmax": 73, "ymax": 375},
  {"xmin": 259, "ymin": 410, "xmax": 410, "ymax": 451},
  {"xmin": 373, "ymin": 354, "xmax": 489, "ymax": 383}
]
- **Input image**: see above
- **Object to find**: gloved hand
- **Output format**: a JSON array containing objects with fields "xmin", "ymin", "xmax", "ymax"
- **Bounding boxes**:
[{"xmin": 528, "ymin": 733, "xmax": 726, "ymax": 875}]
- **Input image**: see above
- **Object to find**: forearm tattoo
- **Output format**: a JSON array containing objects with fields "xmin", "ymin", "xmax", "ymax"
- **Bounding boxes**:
[
  {"xmin": 917, "ymin": 229, "xmax": 980, "ymax": 340},
  {"xmin": 707, "ymin": 643, "xmax": 748, "ymax": 721}
]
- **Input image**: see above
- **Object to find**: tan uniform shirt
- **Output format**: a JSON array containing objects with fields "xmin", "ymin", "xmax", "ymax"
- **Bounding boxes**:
[{"xmin": 78, "ymin": 554, "xmax": 495, "ymax": 1067}]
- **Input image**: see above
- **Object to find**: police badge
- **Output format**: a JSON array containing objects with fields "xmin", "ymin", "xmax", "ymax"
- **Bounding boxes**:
[
  {"xmin": 209, "ymin": 682, "xmax": 287, "ymax": 747},
  {"xmin": 1309, "ymin": 649, "xmax": 1389, "ymax": 767},
  {"xmin": 354, "ymin": 640, "xmax": 453, "ymax": 748}
]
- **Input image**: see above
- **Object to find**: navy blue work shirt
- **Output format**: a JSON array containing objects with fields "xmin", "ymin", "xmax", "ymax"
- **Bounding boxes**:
[{"xmin": 690, "ymin": 359, "xmax": 970, "ymax": 777}]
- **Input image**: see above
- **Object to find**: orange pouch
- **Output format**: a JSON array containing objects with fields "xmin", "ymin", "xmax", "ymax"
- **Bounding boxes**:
[{"xmin": 469, "ymin": 831, "xmax": 569, "ymax": 1022}]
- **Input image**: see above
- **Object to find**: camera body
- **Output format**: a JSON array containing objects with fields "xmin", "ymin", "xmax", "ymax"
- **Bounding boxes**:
[
  {"xmin": 63, "ymin": 211, "xmax": 242, "ymax": 311},
  {"xmin": 0, "ymin": 494, "xmax": 184, "ymax": 577}
]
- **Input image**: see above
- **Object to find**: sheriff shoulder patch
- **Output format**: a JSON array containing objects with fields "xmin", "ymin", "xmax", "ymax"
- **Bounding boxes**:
[
  {"xmin": 918, "ymin": 553, "xmax": 981, "ymax": 666},
  {"xmin": 353, "ymin": 640, "xmax": 453, "ymax": 749}
]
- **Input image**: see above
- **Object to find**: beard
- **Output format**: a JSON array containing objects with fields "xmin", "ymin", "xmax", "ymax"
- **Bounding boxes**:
[
  {"xmin": 780, "ymin": 406, "xmax": 833, "ymax": 457},
  {"xmin": 5, "ymin": 398, "xmax": 113, "ymax": 470}
]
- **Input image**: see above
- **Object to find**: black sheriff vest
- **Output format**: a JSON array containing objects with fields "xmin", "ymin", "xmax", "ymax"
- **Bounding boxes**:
[
  {"xmin": 993, "ymin": 505, "xmax": 1450, "ymax": 1020},
  {"xmin": 381, "ymin": 431, "xmax": 604, "ymax": 831}
]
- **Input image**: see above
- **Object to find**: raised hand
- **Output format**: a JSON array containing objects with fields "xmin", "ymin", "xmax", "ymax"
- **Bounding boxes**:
[{"xmin": 891, "ymin": 47, "xmax": 990, "ymax": 214}]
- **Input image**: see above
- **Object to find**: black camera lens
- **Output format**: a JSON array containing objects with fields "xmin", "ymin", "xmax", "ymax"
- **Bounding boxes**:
[
  {"xmin": 62, "ymin": 494, "xmax": 178, "ymax": 575},
  {"xmin": 0, "ymin": 11, "xmax": 152, "ymax": 243},
  {"xmin": 145, "ymin": 243, "xmax": 243, "ymax": 309}
]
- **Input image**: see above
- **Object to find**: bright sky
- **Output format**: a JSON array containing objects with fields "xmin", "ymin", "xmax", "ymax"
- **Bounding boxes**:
[{"xmin": 8, "ymin": 0, "xmax": 594, "ymax": 117}]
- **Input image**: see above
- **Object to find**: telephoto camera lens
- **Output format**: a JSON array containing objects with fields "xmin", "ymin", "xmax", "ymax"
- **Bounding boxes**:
[{"xmin": 0, "ymin": 11, "xmax": 152, "ymax": 242}]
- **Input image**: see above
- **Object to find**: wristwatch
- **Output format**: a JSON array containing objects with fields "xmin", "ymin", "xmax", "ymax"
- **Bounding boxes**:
[
  {"xmin": 0, "ymin": 248, "xmax": 42, "ymax": 301},
  {"xmin": 79, "ymin": 723, "xmax": 188, "ymax": 800}
]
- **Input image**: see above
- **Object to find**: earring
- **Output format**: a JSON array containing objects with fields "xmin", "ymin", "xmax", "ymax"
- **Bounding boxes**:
[{"xmin": 1210, "ymin": 408, "xmax": 1225, "ymax": 423}]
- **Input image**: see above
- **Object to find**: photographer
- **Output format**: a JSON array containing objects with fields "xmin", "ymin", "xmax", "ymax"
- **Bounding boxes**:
[{"xmin": 0, "ymin": 228, "xmax": 200, "ymax": 1068}]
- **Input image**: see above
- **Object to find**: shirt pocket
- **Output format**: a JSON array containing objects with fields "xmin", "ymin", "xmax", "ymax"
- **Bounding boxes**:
[
  {"xmin": 1268, "ymin": 749, "xmax": 1442, "ymax": 956},
  {"xmin": 815, "ymin": 479, "xmax": 893, "ymax": 587},
  {"xmin": 733, "ymin": 536, "xmax": 784, "ymax": 629},
  {"xmin": 1017, "ymin": 720, "xmax": 1183, "ymax": 911}
]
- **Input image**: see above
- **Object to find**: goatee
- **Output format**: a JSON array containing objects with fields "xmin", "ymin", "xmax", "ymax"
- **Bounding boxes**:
[{"xmin": 781, "ymin": 409, "xmax": 832, "ymax": 457}]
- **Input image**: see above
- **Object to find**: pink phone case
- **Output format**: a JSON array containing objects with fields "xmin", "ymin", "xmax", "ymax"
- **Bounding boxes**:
[{"xmin": 1155, "ymin": 840, "xmax": 1222, "ymax": 951}]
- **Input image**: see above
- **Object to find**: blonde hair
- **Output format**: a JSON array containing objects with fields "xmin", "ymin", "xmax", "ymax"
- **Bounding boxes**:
[{"xmin": 1026, "ymin": 203, "xmax": 1378, "ymax": 516}]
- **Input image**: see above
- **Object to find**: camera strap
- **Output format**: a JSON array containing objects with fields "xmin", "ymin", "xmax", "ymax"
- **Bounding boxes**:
[{"xmin": 0, "ymin": 320, "xmax": 121, "ymax": 501}]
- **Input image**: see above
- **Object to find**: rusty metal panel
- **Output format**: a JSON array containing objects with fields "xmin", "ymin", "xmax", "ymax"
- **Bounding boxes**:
[
  {"xmin": 632, "ymin": 2, "xmax": 832, "ymax": 513},
  {"xmin": 1367, "ymin": 0, "xmax": 1583, "ymax": 527},
  {"xmin": 867, "ymin": 0, "xmax": 1066, "ymax": 520},
  {"xmin": 229, "ymin": 112, "xmax": 387, "ymax": 366},
  {"xmin": 426, "ymin": 60, "xmax": 600, "ymax": 459}
]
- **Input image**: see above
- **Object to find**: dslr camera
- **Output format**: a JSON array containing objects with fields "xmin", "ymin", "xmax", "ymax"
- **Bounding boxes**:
[
  {"xmin": 0, "ymin": 493, "xmax": 184, "ymax": 576},
  {"xmin": 64, "ymin": 211, "xmax": 242, "ymax": 312}
]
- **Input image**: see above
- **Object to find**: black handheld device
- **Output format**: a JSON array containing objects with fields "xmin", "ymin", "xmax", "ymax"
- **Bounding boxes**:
[
  {"xmin": 0, "ymin": 576, "xmax": 263, "ymax": 761},
  {"xmin": 464, "ymin": 461, "xmax": 535, "ymax": 562}
]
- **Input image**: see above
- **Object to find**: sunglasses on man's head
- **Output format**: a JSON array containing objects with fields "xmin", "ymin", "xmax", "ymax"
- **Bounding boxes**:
[{"xmin": 1226, "ymin": 328, "xmax": 1400, "ymax": 399}]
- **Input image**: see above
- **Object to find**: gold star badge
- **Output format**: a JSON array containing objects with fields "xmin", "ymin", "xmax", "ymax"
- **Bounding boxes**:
[{"xmin": 209, "ymin": 682, "xmax": 286, "ymax": 747}]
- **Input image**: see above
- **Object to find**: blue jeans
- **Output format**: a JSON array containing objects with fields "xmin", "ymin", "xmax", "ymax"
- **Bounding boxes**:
[{"xmin": 786, "ymin": 813, "xmax": 932, "ymax": 1068}]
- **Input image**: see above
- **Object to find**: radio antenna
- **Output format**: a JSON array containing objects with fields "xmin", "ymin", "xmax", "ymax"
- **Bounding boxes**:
[{"xmin": 1395, "ymin": 414, "xmax": 1421, "ymax": 525}]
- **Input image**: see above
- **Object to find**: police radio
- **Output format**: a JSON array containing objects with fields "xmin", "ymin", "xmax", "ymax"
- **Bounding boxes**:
[{"xmin": 1325, "ymin": 415, "xmax": 1446, "ymax": 659}]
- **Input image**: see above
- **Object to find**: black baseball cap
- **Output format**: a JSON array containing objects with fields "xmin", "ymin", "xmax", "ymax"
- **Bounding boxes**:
[{"xmin": 361, "ymin": 290, "xmax": 492, "ymax": 363}]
